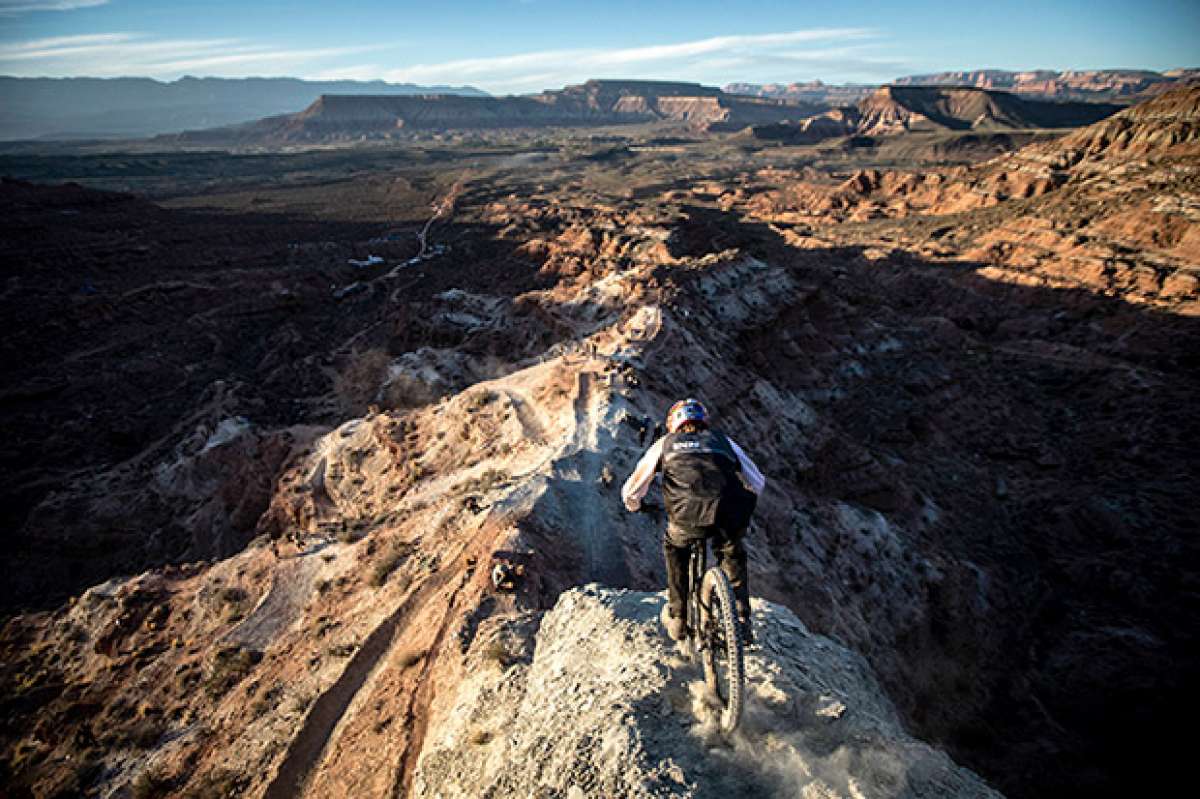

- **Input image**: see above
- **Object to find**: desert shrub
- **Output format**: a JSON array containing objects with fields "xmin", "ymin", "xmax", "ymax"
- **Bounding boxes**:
[
  {"xmin": 469, "ymin": 729, "xmax": 492, "ymax": 745},
  {"xmin": 371, "ymin": 540, "xmax": 415, "ymax": 587},
  {"xmin": 50, "ymin": 757, "xmax": 102, "ymax": 799},
  {"xmin": 328, "ymin": 643, "xmax": 356, "ymax": 658},
  {"xmin": 481, "ymin": 639, "xmax": 512, "ymax": 667},
  {"xmin": 468, "ymin": 389, "xmax": 498, "ymax": 409},
  {"xmin": 218, "ymin": 586, "xmax": 250, "ymax": 622},
  {"xmin": 203, "ymin": 646, "xmax": 262, "ymax": 698},
  {"xmin": 337, "ymin": 527, "xmax": 365, "ymax": 544},
  {"xmin": 124, "ymin": 718, "xmax": 166, "ymax": 749},
  {"xmin": 460, "ymin": 469, "xmax": 508, "ymax": 495},
  {"xmin": 291, "ymin": 693, "xmax": 314, "ymax": 714},
  {"xmin": 184, "ymin": 769, "xmax": 244, "ymax": 799},
  {"xmin": 251, "ymin": 684, "xmax": 284, "ymax": 718},
  {"xmin": 131, "ymin": 770, "xmax": 173, "ymax": 799},
  {"xmin": 335, "ymin": 348, "xmax": 392, "ymax": 415}
]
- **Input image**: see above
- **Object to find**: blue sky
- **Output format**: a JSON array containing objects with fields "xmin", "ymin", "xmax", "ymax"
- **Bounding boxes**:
[{"xmin": 0, "ymin": 0, "xmax": 1196, "ymax": 93}]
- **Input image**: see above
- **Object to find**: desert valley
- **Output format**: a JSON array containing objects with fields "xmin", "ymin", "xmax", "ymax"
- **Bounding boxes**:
[{"xmin": 1, "ymin": 59, "xmax": 1197, "ymax": 799}]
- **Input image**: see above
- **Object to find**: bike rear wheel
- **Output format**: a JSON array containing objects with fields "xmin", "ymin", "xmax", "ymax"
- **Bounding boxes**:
[{"xmin": 699, "ymin": 565, "xmax": 744, "ymax": 733}]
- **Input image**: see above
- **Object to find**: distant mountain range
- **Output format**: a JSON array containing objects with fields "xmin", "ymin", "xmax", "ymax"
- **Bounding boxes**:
[
  {"xmin": 0, "ymin": 76, "xmax": 487, "ymax": 141},
  {"xmin": 4, "ymin": 69, "xmax": 1193, "ymax": 143},
  {"xmin": 725, "ymin": 68, "xmax": 1199, "ymax": 104}
]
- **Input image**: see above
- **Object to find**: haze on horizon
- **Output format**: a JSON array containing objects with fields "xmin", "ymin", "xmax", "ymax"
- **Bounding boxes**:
[{"xmin": 0, "ymin": 0, "xmax": 1196, "ymax": 95}]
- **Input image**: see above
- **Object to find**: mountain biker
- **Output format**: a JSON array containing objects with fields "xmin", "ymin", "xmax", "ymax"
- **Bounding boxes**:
[{"xmin": 621, "ymin": 398, "xmax": 764, "ymax": 645}]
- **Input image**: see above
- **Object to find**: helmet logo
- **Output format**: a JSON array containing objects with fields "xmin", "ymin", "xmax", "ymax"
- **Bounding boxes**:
[{"xmin": 666, "ymin": 398, "xmax": 709, "ymax": 434}]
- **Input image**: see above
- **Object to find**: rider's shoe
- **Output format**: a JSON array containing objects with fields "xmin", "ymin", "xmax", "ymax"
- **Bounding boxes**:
[{"xmin": 661, "ymin": 604, "xmax": 688, "ymax": 641}]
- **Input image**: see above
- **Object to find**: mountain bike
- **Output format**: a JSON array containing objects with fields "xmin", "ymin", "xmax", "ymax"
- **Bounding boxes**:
[{"xmin": 685, "ymin": 539, "xmax": 745, "ymax": 733}]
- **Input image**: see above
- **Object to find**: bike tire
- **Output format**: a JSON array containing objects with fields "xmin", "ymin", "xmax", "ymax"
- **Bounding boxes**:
[{"xmin": 699, "ymin": 566, "xmax": 744, "ymax": 733}]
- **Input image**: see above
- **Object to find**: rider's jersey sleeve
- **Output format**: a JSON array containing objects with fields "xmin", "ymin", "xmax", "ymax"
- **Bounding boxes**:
[
  {"xmin": 727, "ymin": 437, "xmax": 766, "ymax": 494},
  {"xmin": 621, "ymin": 436, "xmax": 664, "ymax": 512}
]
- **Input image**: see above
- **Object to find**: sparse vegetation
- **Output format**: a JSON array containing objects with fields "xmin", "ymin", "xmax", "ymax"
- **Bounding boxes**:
[
  {"xmin": 251, "ymin": 684, "xmax": 284, "ymax": 718},
  {"xmin": 469, "ymin": 389, "xmax": 498, "ymax": 409},
  {"xmin": 371, "ymin": 539, "xmax": 415, "ymax": 587},
  {"xmin": 123, "ymin": 718, "xmax": 167, "ymax": 749},
  {"xmin": 328, "ymin": 643, "xmax": 357, "ymax": 658},
  {"xmin": 131, "ymin": 770, "xmax": 173, "ymax": 799},
  {"xmin": 469, "ymin": 728, "xmax": 492, "ymax": 745},
  {"xmin": 482, "ymin": 639, "xmax": 513, "ymax": 668},
  {"xmin": 183, "ymin": 769, "xmax": 244, "ymax": 799},
  {"xmin": 337, "ymin": 526, "xmax": 365, "ymax": 544},
  {"xmin": 460, "ymin": 468, "xmax": 508, "ymax": 495},
  {"xmin": 335, "ymin": 348, "xmax": 392, "ymax": 415},
  {"xmin": 291, "ymin": 693, "xmax": 315, "ymax": 714},
  {"xmin": 218, "ymin": 586, "xmax": 250, "ymax": 622},
  {"xmin": 203, "ymin": 645, "xmax": 262, "ymax": 698}
]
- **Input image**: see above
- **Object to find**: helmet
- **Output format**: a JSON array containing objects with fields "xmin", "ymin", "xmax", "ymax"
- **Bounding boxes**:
[{"xmin": 666, "ymin": 398, "xmax": 709, "ymax": 434}]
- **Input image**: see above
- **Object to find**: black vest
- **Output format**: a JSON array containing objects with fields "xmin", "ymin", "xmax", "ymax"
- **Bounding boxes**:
[{"xmin": 660, "ymin": 429, "xmax": 756, "ymax": 534}]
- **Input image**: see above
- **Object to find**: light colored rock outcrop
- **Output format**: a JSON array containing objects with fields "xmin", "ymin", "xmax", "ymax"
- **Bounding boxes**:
[{"xmin": 414, "ymin": 587, "xmax": 1002, "ymax": 799}]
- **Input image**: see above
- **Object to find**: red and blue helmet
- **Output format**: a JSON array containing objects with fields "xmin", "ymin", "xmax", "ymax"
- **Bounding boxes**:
[{"xmin": 666, "ymin": 398, "xmax": 709, "ymax": 433}]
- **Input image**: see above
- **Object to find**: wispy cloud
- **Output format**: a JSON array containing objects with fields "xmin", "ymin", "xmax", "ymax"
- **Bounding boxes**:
[
  {"xmin": 0, "ymin": 27, "xmax": 907, "ymax": 89},
  {"xmin": 0, "ymin": 0, "xmax": 107, "ymax": 14},
  {"xmin": 0, "ymin": 32, "xmax": 386, "ymax": 77},
  {"xmin": 382, "ymin": 29, "xmax": 905, "ymax": 93}
]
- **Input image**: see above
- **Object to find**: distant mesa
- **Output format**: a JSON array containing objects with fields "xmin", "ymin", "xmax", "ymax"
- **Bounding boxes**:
[
  {"xmin": 725, "ymin": 79, "xmax": 877, "ymax": 106},
  {"xmin": 745, "ymin": 85, "xmax": 1124, "ymax": 145},
  {"xmin": 7, "ymin": 68, "xmax": 1193, "ymax": 144},
  {"xmin": 854, "ymin": 85, "xmax": 1122, "ymax": 133},
  {"xmin": 174, "ymin": 79, "xmax": 828, "ymax": 143}
]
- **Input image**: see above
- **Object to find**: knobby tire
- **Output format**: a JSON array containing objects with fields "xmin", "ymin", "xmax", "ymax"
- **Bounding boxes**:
[{"xmin": 699, "ymin": 566, "xmax": 744, "ymax": 733}]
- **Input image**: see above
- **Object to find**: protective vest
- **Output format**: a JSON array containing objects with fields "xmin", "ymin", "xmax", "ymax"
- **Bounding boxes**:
[{"xmin": 660, "ymin": 429, "xmax": 756, "ymax": 535}]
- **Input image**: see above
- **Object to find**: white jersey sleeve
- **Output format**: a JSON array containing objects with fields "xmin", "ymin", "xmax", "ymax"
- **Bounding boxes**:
[
  {"xmin": 621, "ymin": 437, "xmax": 665, "ymax": 512},
  {"xmin": 727, "ymin": 437, "xmax": 766, "ymax": 494}
]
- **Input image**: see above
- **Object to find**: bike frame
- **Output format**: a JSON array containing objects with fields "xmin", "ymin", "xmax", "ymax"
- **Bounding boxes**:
[{"xmin": 686, "ymin": 540, "xmax": 709, "ymax": 651}]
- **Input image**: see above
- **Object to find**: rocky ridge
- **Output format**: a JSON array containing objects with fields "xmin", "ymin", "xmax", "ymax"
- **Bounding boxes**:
[
  {"xmin": 741, "ymin": 83, "xmax": 1200, "ymax": 311},
  {"xmin": 414, "ymin": 587, "xmax": 1000, "ymax": 798}
]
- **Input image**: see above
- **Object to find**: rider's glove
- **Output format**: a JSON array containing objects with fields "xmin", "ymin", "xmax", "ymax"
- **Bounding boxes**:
[{"xmin": 624, "ymin": 498, "xmax": 640, "ymax": 513}]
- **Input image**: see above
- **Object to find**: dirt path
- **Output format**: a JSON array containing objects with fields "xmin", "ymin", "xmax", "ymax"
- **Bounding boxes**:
[
  {"xmin": 261, "ymin": 597, "xmax": 410, "ymax": 799},
  {"xmin": 261, "ymin": 523, "xmax": 492, "ymax": 799},
  {"xmin": 555, "ymin": 370, "xmax": 632, "ymax": 588}
]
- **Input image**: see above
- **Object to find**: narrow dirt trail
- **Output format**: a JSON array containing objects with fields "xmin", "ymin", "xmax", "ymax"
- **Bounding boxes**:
[
  {"xmin": 265, "ymin": 357, "xmax": 634, "ymax": 798},
  {"xmin": 261, "ymin": 598, "xmax": 411, "ymax": 799},
  {"xmin": 261, "ymin": 522, "xmax": 494, "ymax": 799},
  {"xmin": 556, "ymin": 370, "xmax": 632, "ymax": 588},
  {"xmin": 392, "ymin": 564, "xmax": 483, "ymax": 799}
]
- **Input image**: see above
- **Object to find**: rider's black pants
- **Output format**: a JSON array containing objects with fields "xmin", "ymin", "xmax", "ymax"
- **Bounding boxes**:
[{"xmin": 663, "ymin": 523, "xmax": 750, "ymax": 622}]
